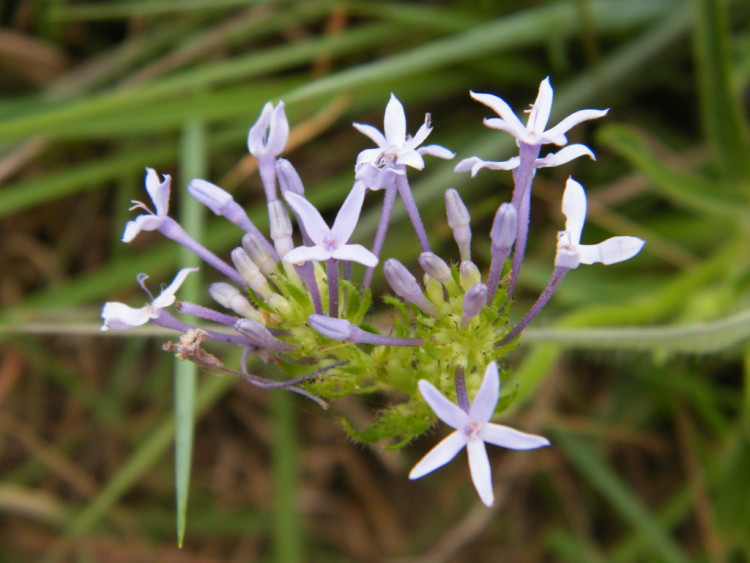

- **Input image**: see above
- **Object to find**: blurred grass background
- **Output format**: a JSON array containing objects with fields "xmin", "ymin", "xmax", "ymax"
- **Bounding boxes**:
[{"xmin": 1, "ymin": 0, "xmax": 750, "ymax": 560}]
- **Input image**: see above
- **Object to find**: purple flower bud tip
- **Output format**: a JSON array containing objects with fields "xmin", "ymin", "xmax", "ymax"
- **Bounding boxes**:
[
  {"xmin": 308, "ymin": 314, "xmax": 354, "ymax": 341},
  {"xmin": 276, "ymin": 158, "xmax": 305, "ymax": 196},
  {"xmin": 491, "ymin": 202, "xmax": 518, "ymax": 251},
  {"xmin": 445, "ymin": 188, "xmax": 470, "ymax": 230},
  {"xmin": 188, "ymin": 179, "xmax": 233, "ymax": 215},
  {"xmin": 419, "ymin": 252, "xmax": 452, "ymax": 284}
]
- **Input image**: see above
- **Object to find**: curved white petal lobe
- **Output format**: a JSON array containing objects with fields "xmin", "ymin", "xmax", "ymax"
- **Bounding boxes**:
[
  {"xmin": 481, "ymin": 424, "xmax": 550, "ymax": 450},
  {"xmin": 384, "ymin": 93, "xmax": 407, "ymax": 147},
  {"xmin": 466, "ymin": 439, "xmax": 494, "ymax": 507},
  {"xmin": 578, "ymin": 236, "xmax": 645, "ymax": 266},
  {"xmin": 352, "ymin": 123, "xmax": 387, "ymax": 148},
  {"xmin": 527, "ymin": 77, "xmax": 554, "ymax": 135},
  {"xmin": 409, "ymin": 431, "xmax": 467, "ymax": 480},
  {"xmin": 284, "ymin": 192, "xmax": 331, "ymax": 243},
  {"xmin": 469, "ymin": 362, "xmax": 500, "ymax": 424},
  {"xmin": 561, "ymin": 177, "xmax": 587, "ymax": 244},
  {"xmin": 418, "ymin": 379, "xmax": 468, "ymax": 430},
  {"xmin": 331, "ymin": 182, "xmax": 366, "ymax": 243},
  {"xmin": 332, "ymin": 244, "xmax": 378, "ymax": 267}
]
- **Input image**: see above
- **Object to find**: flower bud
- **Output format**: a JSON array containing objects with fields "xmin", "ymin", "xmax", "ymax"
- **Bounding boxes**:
[
  {"xmin": 235, "ymin": 318, "xmax": 294, "ymax": 351},
  {"xmin": 276, "ymin": 158, "xmax": 305, "ymax": 196},
  {"xmin": 459, "ymin": 260, "xmax": 481, "ymax": 291},
  {"xmin": 461, "ymin": 283, "xmax": 488, "ymax": 327},
  {"xmin": 209, "ymin": 282, "xmax": 261, "ymax": 321},
  {"xmin": 242, "ymin": 233, "xmax": 279, "ymax": 276},
  {"xmin": 188, "ymin": 179, "xmax": 233, "ymax": 214},
  {"xmin": 445, "ymin": 188, "xmax": 472, "ymax": 262},
  {"xmin": 268, "ymin": 200, "xmax": 293, "ymax": 257},
  {"xmin": 490, "ymin": 203, "xmax": 518, "ymax": 254},
  {"xmin": 308, "ymin": 314, "xmax": 354, "ymax": 341},
  {"xmin": 384, "ymin": 259, "xmax": 440, "ymax": 317},
  {"xmin": 231, "ymin": 247, "xmax": 271, "ymax": 298}
]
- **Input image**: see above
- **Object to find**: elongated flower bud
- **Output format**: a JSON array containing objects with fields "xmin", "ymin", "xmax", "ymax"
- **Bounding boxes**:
[
  {"xmin": 384, "ymin": 259, "xmax": 440, "ymax": 317},
  {"xmin": 235, "ymin": 318, "xmax": 295, "ymax": 352},
  {"xmin": 276, "ymin": 159, "xmax": 305, "ymax": 196},
  {"xmin": 459, "ymin": 260, "xmax": 481, "ymax": 291},
  {"xmin": 490, "ymin": 203, "xmax": 518, "ymax": 254},
  {"xmin": 242, "ymin": 233, "xmax": 278, "ymax": 276},
  {"xmin": 231, "ymin": 247, "xmax": 271, "ymax": 298},
  {"xmin": 209, "ymin": 282, "xmax": 261, "ymax": 321},
  {"xmin": 309, "ymin": 314, "xmax": 423, "ymax": 346},
  {"xmin": 268, "ymin": 200, "xmax": 294, "ymax": 258},
  {"xmin": 445, "ymin": 188, "xmax": 472, "ymax": 262},
  {"xmin": 461, "ymin": 283, "xmax": 487, "ymax": 327}
]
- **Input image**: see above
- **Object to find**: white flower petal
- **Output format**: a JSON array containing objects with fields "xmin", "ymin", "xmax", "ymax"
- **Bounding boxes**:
[
  {"xmin": 578, "ymin": 236, "xmax": 645, "ymax": 266},
  {"xmin": 332, "ymin": 244, "xmax": 378, "ymax": 267},
  {"xmin": 101, "ymin": 301, "xmax": 152, "ymax": 331},
  {"xmin": 282, "ymin": 245, "xmax": 332, "ymax": 264},
  {"xmin": 355, "ymin": 147, "xmax": 385, "ymax": 167},
  {"xmin": 284, "ymin": 191, "xmax": 331, "ymax": 244},
  {"xmin": 466, "ymin": 439, "xmax": 494, "ymax": 507},
  {"xmin": 144, "ymin": 169, "xmax": 170, "ymax": 216},
  {"xmin": 470, "ymin": 91, "xmax": 527, "ymax": 138},
  {"xmin": 331, "ymin": 182, "xmax": 366, "ymax": 243},
  {"xmin": 561, "ymin": 177, "xmax": 587, "ymax": 245},
  {"xmin": 265, "ymin": 102, "xmax": 290, "ymax": 157},
  {"xmin": 352, "ymin": 123, "xmax": 387, "ymax": 148},
  {"xmin": 397, "ymin": 150, "xmax": 425, "ymax": 170},
  {"xmin": 483, "ymin": 117, "xmax": 527, "ymax": 140},
  {"xmin": 542, "ymin": 108, "xmax": 609, "ymax": 146},
  {"xmin": 418, "ymin": 379, "xmax": 468, "ymax": 430},
  {"xmin": 384, "ymin": 93, "xmax": 406, "ymax": 147},
  {"xmin": 481, "ymin": 424, "xmax": 550, "ymax": 450},
  {"xmin": 152, "ymin": 267, "xmax": 199, "ymax": 309},
  {"xmin": 121, "ymin": 215, "xmax": 163, "ymax": 243},
  {"xmin": 527, "ymin": 77, "xmax": 553, "ymax": 135},
  {"xmin": 417, "ymin": 144, "xmax": 454, "ymax": 160},
  {"xmin": 536, "ymin": 144, "xmax": 595, "ymax": 168},
  {"xmin": 247, "ymin": 101, "xmax": 273, "ymax": 154},
  {"xmin": 469, "ymin": 362, "xmax": 500, "ymax": 424},
  {"xmin": 408, "ymin": 118, "xmax": 432, "ymax": 149},
  {"xmin": 409, "ymin": 431, "xmax": 467, "ymax": 480}
]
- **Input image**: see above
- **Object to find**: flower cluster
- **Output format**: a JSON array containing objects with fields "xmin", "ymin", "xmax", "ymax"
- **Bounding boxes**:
[{"xmin": 102, "ymin": 79, "xmax": 644, "ymax": 506}]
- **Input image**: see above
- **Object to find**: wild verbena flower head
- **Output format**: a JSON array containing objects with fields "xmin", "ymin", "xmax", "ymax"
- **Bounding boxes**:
[{"xmin": 104, "ymin": 81, "xmax": 646, "ymax": 507}]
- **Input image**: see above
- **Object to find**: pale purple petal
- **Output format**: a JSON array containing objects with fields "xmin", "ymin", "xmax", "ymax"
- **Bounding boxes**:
[
  {"xmin": 144, "ymin": 169, "xmax": 170, "ymax": 216},
  {"xmin": 331, "ymin": 182, "xmax": 366, "ymax": 243},
  {"xmin": 536, "ymin": 144, "xmax": 595, "ymax": 168},
  {"xmin": 397, "ymin": 150, "xmax": 425, "ymax": 170},
  {"xmin": 418, "ymin": 144, "xmax": 454, "ymax": 160},
  {"xmin": 332, "ymin": 244, "xmax": 378, "ymax": 267},
  {"xmin": 482, "ymin": 117, "xmax": 527, "ymax": 140},
  {"xmin": 100, "ymin": 302, "xmax": 151, "ymax": 330},
  {"xmin": 122, "ymin": 215, "xmax": 163, "ymax": 243},
  {"xmin": 384, "ymin": 93, "xmax": 406, "ymax": 147},
  {"xmin": 542, "ymin": 108, "xmax": 609, "ymax": 146},
  {"xmin": 352, "ymin": 123, "xmax": 387, "ymax": 148},
  {"xmin": 407, "ymin": 118, "xmax": 432, "ymax": 149},
  {"xmin": 265, "ymin": 102, "xmax": 289, "ymax": 157},
  {"xmin": 355, "ymin": 147, "xmax": 385, "ymax": 167},
  {"xmin": 578, "ymin": 236, "xmax": 645, "ymax": 266},
  {"xmin": 408, "ymin": 431, "xmax": 467, "ymax": 480},
  {"xmin": 466, "ymin": 439, "xmax": 494, "ymax": 507},
  {"xmin": 471, "ymin": 91, "xmax": 526, "ymax": 138},
  {"xmin": 418, "ymin": 379, "xmax": 468, "ymax": 430},
  {"xmin": 247, "ymin": 101, "xmax": 273, "ymax": 154},
  {"xmin": 284, "ymin": 191, "xmax": 331, "ymax": 243},
  {"xmin": 469, "ymin": 362, "xmax": 500, "ymax": 424},
  {"xmin": 151, "ymin": 267, "xmax": 199, "ymax": 309},
  {"xmin": 561, "ymin": 177, "xmax": 587, "ymax": 245},
  {"xmin": 481, "ymin": 424, "xmax": 550, "ymax": 450},
  {"xmin": 282, "ymin": 245, "xmax": 332, "ymax": 264},
  {"xmin": 527, "ymin": 77, "xmax": 553, "ymax": 135}
]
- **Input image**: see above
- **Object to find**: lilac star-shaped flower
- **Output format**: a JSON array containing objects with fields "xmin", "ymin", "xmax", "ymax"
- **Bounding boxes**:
[
  {"xmin": 100, "ymin": 268, "xmax": 198, "ymax": 331},
  {"xmin": 282, "ymin": 182, "xmax": 377, "ymax": 267},
  {"xmin": 122, "ymin": 168, "xmax": 171, "ymax": 243},
  {"xmin": 471, "ymin": 77, "xmax": 608, "ymax": 147},
  {"xmin": 555, "ymin": 177, "xmax": 645, "ymax": 269},
  {"xmin": 354, "ymin": 93, "xmax": 453, "ymax": 189},
  {"xmin": 409, "ymin": 362, "xmax": 550, "ymax": 507}
]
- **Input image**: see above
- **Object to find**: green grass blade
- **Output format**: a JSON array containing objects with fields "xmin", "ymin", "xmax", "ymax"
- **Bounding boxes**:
[{"xmin": 174, "ymin": 117, "xmax": 207, "ymax": 547}]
